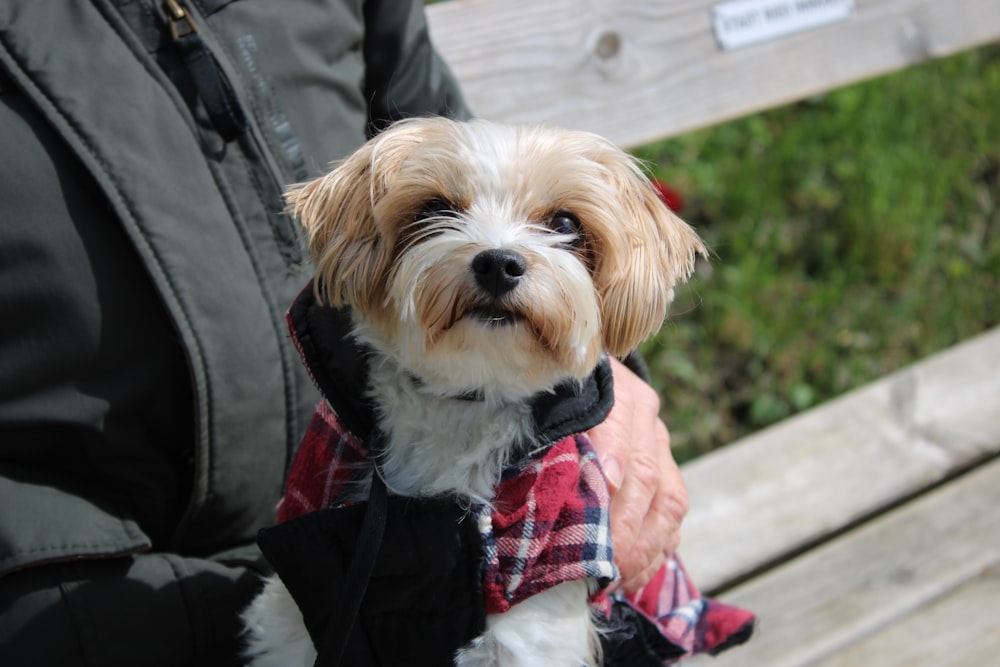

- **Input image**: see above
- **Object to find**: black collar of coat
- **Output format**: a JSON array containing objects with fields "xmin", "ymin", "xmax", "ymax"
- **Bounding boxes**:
[{"xmin": 287, "ymin": 283, "xmax": 614, "ymax": 445}]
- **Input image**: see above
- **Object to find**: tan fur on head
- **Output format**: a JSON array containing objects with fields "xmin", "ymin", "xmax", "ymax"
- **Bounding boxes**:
[
  {"xmin": 284, "ymin": 120, "xmax": 434, "ymax": 312},
  {"xmin": 556, "ymin": 132, "xmax": 707, "ymax": 356},
  {"xmin": 286, "ymin": 117, "xmax": 705, "ymax": 390}
]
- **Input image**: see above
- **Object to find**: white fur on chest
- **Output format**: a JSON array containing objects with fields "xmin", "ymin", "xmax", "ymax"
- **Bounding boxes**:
[{"xmin": 366, "ymin": 353, "xmax": 537, "ymax": 505}]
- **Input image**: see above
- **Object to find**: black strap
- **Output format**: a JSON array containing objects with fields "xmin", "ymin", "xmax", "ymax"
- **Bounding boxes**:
[
  {"xmin": 165, "ymin": 3, "xmax": 247, "ymax": 142},
  {"xmin": 174, "ymin": 31, "xmax": 247, "ymax": 141},
  {"xmin": 312, "ymin": 466, "xmax": 389, "ymax": 667}
]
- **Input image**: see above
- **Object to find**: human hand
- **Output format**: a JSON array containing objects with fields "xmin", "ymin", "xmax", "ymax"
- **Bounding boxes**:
[{"xmin": 588, "ymin": 357, "xmax": 689, "ymax": 593}]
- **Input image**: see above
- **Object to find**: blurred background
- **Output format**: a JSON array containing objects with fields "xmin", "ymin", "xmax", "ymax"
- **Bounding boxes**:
[{"xmin": 637, "ymin": 44, "xmax": 1000, "ymax": 461}]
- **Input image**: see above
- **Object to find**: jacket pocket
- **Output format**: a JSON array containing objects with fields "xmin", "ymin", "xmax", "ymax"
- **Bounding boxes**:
[{"xmin": 0, "ymin": 475, "xmax": 151, "ymax": 578}]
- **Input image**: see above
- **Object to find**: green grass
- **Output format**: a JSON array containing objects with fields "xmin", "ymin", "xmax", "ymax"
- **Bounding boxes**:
[{"xmin": 635, "ymin": 45, "xmax": 1000, "ymax": 463}]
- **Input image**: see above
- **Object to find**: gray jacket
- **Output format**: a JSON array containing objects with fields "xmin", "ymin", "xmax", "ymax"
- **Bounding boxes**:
[{"xmin": 0, "ymin": 1, "xmax": 468, "ymax": 663}]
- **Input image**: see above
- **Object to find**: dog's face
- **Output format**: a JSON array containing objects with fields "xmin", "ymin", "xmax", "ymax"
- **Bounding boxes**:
[{"xmin": 288, "ymin": 118, "xmax": 705, "ymax": 399}]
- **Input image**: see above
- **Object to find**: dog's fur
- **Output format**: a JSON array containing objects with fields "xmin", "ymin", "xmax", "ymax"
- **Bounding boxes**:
[{"xmin": 242, "ymin": 118, "xmax": 705, "ymax": 666}]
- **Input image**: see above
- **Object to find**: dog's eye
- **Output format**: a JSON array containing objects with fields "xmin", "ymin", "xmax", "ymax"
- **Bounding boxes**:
[
  {"xmin": 549, "ymin": 211, "xmax": 583, "ymax": 243},
  {"xmin": 416, "ymin": 197, "xmax": 458, "ymax": 222}
]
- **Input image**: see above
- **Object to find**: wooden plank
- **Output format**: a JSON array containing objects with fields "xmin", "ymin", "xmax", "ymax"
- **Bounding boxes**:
[
  {"xmin": 679, "ymin": 326, "xmax": 1000, "ymax": 593},
  {"xmin": 815, "ymin": 564, "xmax": 1000, "ymax": 667},
  {"xmin": 685, "ymin": 456, "xmax": 1000, "ymax": 667},
  {"xmin": 426, "ymin": 0, "xmax": 1000, "ymax": 148}
]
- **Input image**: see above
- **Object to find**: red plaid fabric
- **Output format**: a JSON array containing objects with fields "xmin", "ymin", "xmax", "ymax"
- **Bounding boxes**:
[
  {"xmin": 622, "ymin": 555, "xmax": 755, "ymax": 658},
  {"xmin": 478, "ymin": 431, "xmax": 755, "ymax": 659},
  {"xmin": 276, "ymin": 400, "xmax": 368, "ymax": 522},
  {"xmin": 479, "ymin": 433, "xmax": 616, "ymax": 613}
]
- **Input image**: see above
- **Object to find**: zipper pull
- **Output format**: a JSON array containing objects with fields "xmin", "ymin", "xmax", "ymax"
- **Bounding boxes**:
[
  {"xmin": 163, "ymin": 0, "xmax": 247, "ymax": 142},
  {"xmin": 164, "ymin": 0, "xmax": 198, "ymax": 40}
]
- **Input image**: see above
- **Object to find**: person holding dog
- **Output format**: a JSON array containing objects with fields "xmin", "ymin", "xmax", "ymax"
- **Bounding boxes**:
[{"xmin": 0, "ymin": 1, "xmax": 687, "ymax": 664}]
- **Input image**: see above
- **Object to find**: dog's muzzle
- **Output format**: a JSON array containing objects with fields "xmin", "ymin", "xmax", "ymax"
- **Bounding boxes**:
[{"xmin": 469, "ymin": 249, "xmax": 527, "ymax": 326}]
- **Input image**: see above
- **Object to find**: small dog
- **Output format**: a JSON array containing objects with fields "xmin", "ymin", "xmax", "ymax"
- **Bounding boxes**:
[{"xmin": 242, "ymin": 117, "xmax": 708, "ymax": 666}]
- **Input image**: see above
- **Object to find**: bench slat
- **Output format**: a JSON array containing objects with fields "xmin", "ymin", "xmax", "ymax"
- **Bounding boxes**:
[
  {"xmin": 680, "ymin": 326, "xmax": 1000, "ymax": 593},
  {"xmin": 816, "ymin": 565, "xmax": 1000, "ymax": 667},
  {"xmin": 686, "ymin": 455, "xmax": 1000, "ymax": 667},
  {"xmin": 427, "ymin": 0, "xmax": 1000, "ymax": 148}
]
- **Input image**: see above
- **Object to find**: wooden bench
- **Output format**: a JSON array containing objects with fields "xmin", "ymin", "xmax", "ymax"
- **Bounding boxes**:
[
  {"xmin": 682, "ymin": 329, "xmax": 1000, "ymax": 665},
  {"xmin": 427, "ymin": 1, "xmax": 1000, "ymax": 663},
  {"xmin": 427, "ymin": 0, "xmax": 1000, "ymax": 146}
]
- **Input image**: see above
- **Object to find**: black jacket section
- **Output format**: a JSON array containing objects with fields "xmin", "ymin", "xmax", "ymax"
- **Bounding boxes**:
[
  {"xmin": 287, "ymin": 288, "xmax": 378, "ymax": 440},
  {"xmin": 601, "ymin": 598, "xmax": 686, "ymax": 666},
  {"xmin": 362, "ymin": 0, "xmax": 472, "ymax": 133},
  {"xmin": 258, "ymin": 498, "xmax": 485, "ymax": 667}
]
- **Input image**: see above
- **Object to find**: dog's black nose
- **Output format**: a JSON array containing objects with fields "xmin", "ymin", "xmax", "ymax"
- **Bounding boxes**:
[{"xmin": 471, "ymin": 249, "xmax": 526, "ymax": 298}]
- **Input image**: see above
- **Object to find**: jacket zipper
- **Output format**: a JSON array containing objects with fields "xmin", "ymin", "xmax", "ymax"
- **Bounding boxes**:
[
  {"xmin": 160, "ymin": 0, "xmax": 303, "ymax": 264},
  {"xmin": 162, "ymin": 0, "xmax": 247, "ymax": 142}
]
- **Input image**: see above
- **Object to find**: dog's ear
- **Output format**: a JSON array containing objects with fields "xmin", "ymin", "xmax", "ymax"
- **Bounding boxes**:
[
  {"xmin": 285, "ymin": 120, "xmax": 436, "ymax": 308},
  {"xmin": 590, "ymin": 150, "xmax": 707, "ymax": 357},
  {"xmin": 285, "ymin": 144, "xmax": 385, "ymax": 308}
]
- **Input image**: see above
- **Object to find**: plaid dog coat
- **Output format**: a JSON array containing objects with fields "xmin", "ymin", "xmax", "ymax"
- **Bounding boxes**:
[{"xmin": 257, "ymin": 288, "xmax": 754, "ymax": 665}]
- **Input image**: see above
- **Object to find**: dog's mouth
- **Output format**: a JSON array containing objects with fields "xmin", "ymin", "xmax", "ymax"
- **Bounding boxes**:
[{"xmin": 469, "ymin": 305, "xmax": 523, "ymax": 327}]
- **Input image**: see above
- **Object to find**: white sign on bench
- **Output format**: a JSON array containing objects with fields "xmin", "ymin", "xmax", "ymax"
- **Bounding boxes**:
[{"xmin": 712, "ymin": 0, "xmax": 856, "ymax": 50}]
